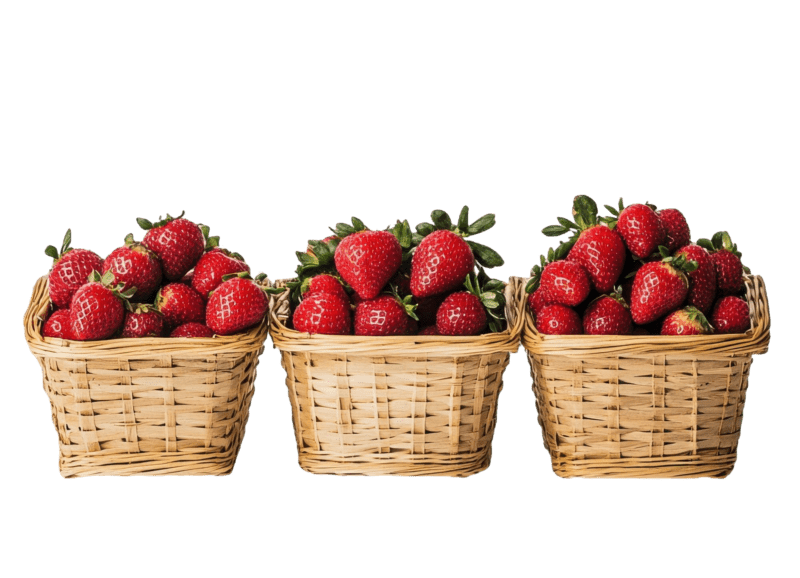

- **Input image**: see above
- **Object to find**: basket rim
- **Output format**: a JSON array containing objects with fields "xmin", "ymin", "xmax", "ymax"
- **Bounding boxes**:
[
  {"xmin": 25, "ymin": 276, "xmax": 269, "ymax": 359},
  {"xmin": 517, "ymin": 274, "xmax": 770, "ymax": 356},
  {"xmin": 267, "ymin": 277, "xmax": 525, "ymax": 355}
]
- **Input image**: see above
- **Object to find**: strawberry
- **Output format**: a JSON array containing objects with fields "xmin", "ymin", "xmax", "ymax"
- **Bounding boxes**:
[
  {"xmin": 170, "ymin": 322, "xmax": 215, "ymax": 338},
  {"xmin": 418, "ymin": 325, "xmax": 440, "ymax": 336},
  {"xmin": 205, "ymin": 273, "xmax": 270, "ymax": 335},
  {"xmin": 292, "ymin": 292, "xmax": 351, "ymax": 335},
  {"xmin": 535, "ymin": 304, "xmax": 582, "ymax": 335},
  {"xmin": 404, "ymin": 316, "xmax": 419, "ymax": 335},
  {"xmin": 675, "ymin": 244, "xmax": 717, "ymax": 313},
  {"xmin": 334, "ymin": 230, "xmax": 402, "ymax": 300},
  {"xmin": 436, "ymin": 292, "xmax": 487, "ymax": 336},
  {"xmin": 69, "ymin": 271, "xmax": 134, "ymax": 341},
  {"xmin": 138, "ymin": 212, "xmax": 210, "ymax": 281},
  {"xmin": 301, "ymin": 274, "xmax": 349, "ymax": 304},
  {"xmin": 155, "ymin": 282, "xmax": 205, "ymax": 331},
  {"xmin": 539, "ymin": 260, "xmax": 590, "ymax": 307},
  {"xmin": 698, "ymin": 232, "xmax": 749, "ymax": 295},
  {"xmin": 43, "ymin": 309, "xmax": 72, "ymax": 339},
  {"xmin": 527, "ymin": 287, "xmax": 557, "ymax": 316},
  {"xmin": 656, "ymin": 208, "xmax": 691, "ymax": 252},
  {"xmin": 354, "ymin": 294, "xmax": 417, "ymax": 336},
  {"xmin": 191, "ymin": 248, "xmax": 249, "ymax": 298},
  {"xmin": 543, "ymin": 196, "xmax": 626, "ymax": 293},
  {"xmin": 661, "ymin": 306, "xmax": 714, "ymax": 335},
  {"xmin": 582, "ymin": 291, "xmax": 632, "ymax": 335},
  {"xmin": 602, "ymin": 199, "xmax": 666, "ymax": 259},
  {"xmin": 102, "ymin": 234, "xmax": 162, "ymax": 302},
  {"xmin": 45, "ymin": 229, "xmax": 104, "ymax": 309},
  {"xmin": 629, "ymin": 248, "xmax": 698, "ymax": 325},
  {"xmin": 710, "ymin": 296, "xmax": 751, "ymax": 334},
  {"xmin": 121, "ymin": 303, "xmax": 164, "ymax": 338}
]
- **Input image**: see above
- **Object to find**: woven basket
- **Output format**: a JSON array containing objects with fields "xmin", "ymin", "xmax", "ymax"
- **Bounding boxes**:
[
  {"xmin": 517, "ymin": 274, "xmax": 771, "ymax": 478},
  {"xmin": 24, "ymin": 276, "xmax": 268, "ymax": 478},
  {"xmin": 268, "ymin": 279, "xmax": 524, "ymax": 476}
]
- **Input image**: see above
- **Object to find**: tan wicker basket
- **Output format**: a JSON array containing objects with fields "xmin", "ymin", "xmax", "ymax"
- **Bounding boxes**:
[
  {"xmin": 24, "ymin": 276, "xmax": 268, "ymax": 478},
  {"xmin": 517, "ymin": 274, "xmax": 771, "ymax": 478},
  {"xmin": 268, "ymin": 279, "xmax": 524, "ymax": 476}
]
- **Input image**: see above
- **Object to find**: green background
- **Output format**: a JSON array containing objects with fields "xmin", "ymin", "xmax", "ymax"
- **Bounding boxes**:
[{"xmin": 0, "ymin": 1, "xmax": 800, "ymax": 576}]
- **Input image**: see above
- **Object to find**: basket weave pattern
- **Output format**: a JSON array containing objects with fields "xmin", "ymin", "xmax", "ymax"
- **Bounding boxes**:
[
  {"xmin": 25, "ymin": 276, "xmax": 268, "ymax": 477},
  {"xmin": 268, "ymin": 280, "xmax": 524, "ymax": 476},
  {"xmin": 518, "ymin": 275, "xmax": 770, "ymax": 478}
]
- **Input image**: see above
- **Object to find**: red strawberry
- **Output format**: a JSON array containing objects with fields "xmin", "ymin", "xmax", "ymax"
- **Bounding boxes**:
[
  {"xmin": 539, "ymin": 260, "xmax": 591, "ymax": 307},
  {"xmin": 629, "ymin": 250, "xmax": 697, "ymax": 325},
  {"xmin": 698, "ymin": 232, "xmax": 749, "ymax": 295},
  {"xmin": 102, "ymin": 234, "xmax": 162, "ymax": 302},
  {"xmin": 292, "ymin": 292, "xmax": 351, "ymax": 335},
  {"xmin": 604, "ymin": 200, "xmax": 666, "ymax": 259},
  {"xmin": 301, "ymin": 274, "xmax": 349, "ymax": 304},
  {"xmin": 410, "ymin": 230, "xmax": 473, "ymax": 298},
  {"xmin": 404, "ymin": 316, "xmax": 419, "ymax": 335},
  {"xmin": 661, "ymin": 306, "xmax": 714, "ymax": 335},
  {"xmin": 43, "ymin": 309, "xmax": 72, "ymax": 339},
  {"xmin": 205, "ymin": 274, "xmax": 270, "ymax": 335},
  {"xmin": 418, "ymin": 325, "xmax": 440, "ymax": 336},
  {"xmin": 138, "ymin": 212, "xmax": 208, "ymax": 281},
  {"xmin": 191, "ymin": 248, "xmax": 249, "ymax": 298},
  {"xmin": 334, "ymin": 230, "xmax": 402, "ymax": 300},
  {"xmin": 121, "ymin": 303, "xmax": 164, "ymax": 338},
  {"xmin": 710, "ymin": 296, "xmax": 750, "ymax": 334},
  {"xmin": 535, "ymin": 304, "xmax": 582, "ymax": 335},
  {"xmin": 45, "ymin": 229, "xmax": 104, "ymax": 309},
  {"xmin": 582, "ymin": 292, "xmax": 632, "ymax": 335},
  {"xmin": 171, "ymin": 322, "xmax": 215, "ymax": 338},
  {"xmin": 657, "ymin": 208, "xmax": 691, "ymax": 252},
  {"xmin": 69, "ymin": 271, "xmax": 133, "ymax": 341},
  {"xmin": 155, "ymin": 282, "xmax": 205, "ymax": 331},
  {"xmin": 436, "ymin": 291, "xmax": 487, "ymax": 336},
  {"xmin": 527, "ymin": 287, "xmax": 557, "ymax": 316},
  {"xmin": 354, "ymin": 294, "xmax": 417, "ymax": 336},
  {"xmin": 675, "ymin": 244, "xmax": 716, "ymax": 313}
]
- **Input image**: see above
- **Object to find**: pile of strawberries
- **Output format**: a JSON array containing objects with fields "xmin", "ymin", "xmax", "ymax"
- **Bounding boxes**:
[
  {"xmin": 42, "ymin": 212, "xmax": 269, "ymax": 341},
  {"xmin": 287, "ymin": 207, "xmax": 507, "ymax": 337},
  {"xmin": 528, "ymin": 196, "xmax": 752, "ymax": 336}
]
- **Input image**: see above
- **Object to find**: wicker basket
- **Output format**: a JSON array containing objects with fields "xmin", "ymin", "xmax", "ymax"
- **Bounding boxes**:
[
  {"xmin": 268, "ymin": 279, "xmax": 525, "ymax": 476},
  {"xmin": 24, "ymin": 276, "xmax": 268, "ymax": 478},
  {"xmin": 517, "ymin": 274, "xmax": 771, "ymax": 478}
]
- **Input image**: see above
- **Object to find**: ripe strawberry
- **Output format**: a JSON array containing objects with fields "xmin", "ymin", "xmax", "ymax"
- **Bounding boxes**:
[
  {"xmin": 121, "ymin": 303, "xmax": 164, "ymax": 338},
  {"xmin": 436, "ymin": 292, "xmax": 487, "ymax": 336},
  {"xmin": 582, "ymin": 291, "xmax": 632, "ymax": 335},
  {"xmin": 710, "ymin": 296, "xmax": 750, "ymax": 334},
  {"xmin": 411, "ymin": 230, "xmax": 474, "ymax": 298},
  {"xmin": 292, "ymin": 292, "xmax": 351, "ymax": 335},
  {"xmin": 138, "ymin": 212, "xmax": 208, "ymax": 281},
  {"xmin": 45, "ymin": 229, "xmax": 104, "ymax": 309},
  {"xmin": 191, "ymin": 248, "xmax": 249, "ymax": 298},
  {"xmin": 535, "ymin": 304, "xmax": 582, "ymax": 335},
  {"xmin": 171, "ymin": 322, "xmax": 215, "ymax": 338},
  {"xmin": 539, "ymin": 260, "xmax": 591, "ymax": 307},
  {"xmin": 675, "ymin": 244, "xmax": 717, "ymax": 313},
  {"xmin": 603, "ymin": 199, "xmax": 666, "ymax": 259},
  {"xmin": 155, "ymin": 282, "xmax": 205, "ymax": 331},
  {"xmin": 661, "ymin": 306, "xmax": 713, "ymax": 335},
  {"xmin": 698, "ymin": 232, "xmax": 749, "ymax": 295},
  {"xmin": 102, "ymin": 234, "xmax": 162, "ymax": 302},
  {"xmin": 629, "ymin": 249, "xmax": 697, "ymax": 325},
  {"xmin": 656, "ymin": 208, "xmax": 691, "ymax": 252},
  {"xmin": 544, "ymin": 196, "xmax": 626, "ymax": 293},
  {"xmin": 354, "ymin": 293, "xmax": 417, "ymax": 336},
  {"xmin": 43, "ymin": 309, "xmax": 72, "ymax": 339},
  {"xmin": 69, "ymin": 271, "xmax": 133, "ymax": 341},
  {"xmin": 334, "ymin": 230, "xmax": 402, "ymax": 300},
  {"xmin": 418, "ymin": 325, "xmax": 440, "ymax": 336},
  {"xmin": 301, "ymin": 274, "xmax": 349, "ymax": 304},
  {"xmin": 527, "ymin": 287, "xmax": 557, "ymax": 316},
  {"xmin": 205, "ymin": 274, "xmax": 270, "ymax": 335},
  {"xmin": 404, "ymin": 316, "xmax": 419, "ymax": 335}
]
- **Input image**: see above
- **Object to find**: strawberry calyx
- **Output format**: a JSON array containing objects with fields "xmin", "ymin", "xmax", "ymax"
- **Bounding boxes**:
[
  {"xmin": 525, "ymin": 243, "xmax": 572, "ymax": 294},
  {"xmin": 387, "ymin": 220, "xmax": 414, "ymax": 264},
  {"xmin": 414, "ymin": 206, "xmax": 504, "ymax": 269},
  {"xmin": 697, "ymin": 231, "xmax": 750, "ymax": 273},
  {"xmin": 588, "ymin": 286, "xmax": 629, "ymax": 310},
  {"xmin": 197, "ymin": 224, "xmax": 220, "ymax": 251},
  {"xmin": 44, "ymin": 229, "xmax": 74, "ymax": 262},
  {"xmin": 292, "ymin": 236, "xmax": 342, "ymax": 296},
  {"xmin": 463, "ymin": 267, "xmax": 506, "ymax": 332},
  {"xmin": 128, "ymin": 302, "xmax": 163, "ymax": 316},
  {"xmin": 87, "ymin": 270, "xmax": 138, "ymax": 310},
  {"xmin": 598, "ymin": 197, "xmax": 659, "ymax": 230},
  {"xmin": 656, "ymin": 245, "xmax": 699, "ymax": 274},
  {"xmin": 542, "ymin": 195, "xmax": 604, "ymax": 249},
  {"xmin": 679, "ymin": 305, "xmax": 714, "ymax": 333},
  {"xmin": 387, "ymin": 285, "xmax": 419, "ymax": 321},
  {"xmin": 329, "ymin": 217, "xmax": 369, "ymax": 239},
  {"xmin": 137, "ymin": 210, "xmax": 186, "ymax": 231}
]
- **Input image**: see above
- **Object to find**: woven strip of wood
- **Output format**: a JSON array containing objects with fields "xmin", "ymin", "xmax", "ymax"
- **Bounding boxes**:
[
  {"xmin": 24, "ymin": 276, "xmax": 269, "ymax": 477},
  {"xmin": 268, "ymin": 279, "xmax": 524, "ymax": 476},
  {"xmin": 516, "ymin": 274, "xmax": 771, "ymax": 478}
]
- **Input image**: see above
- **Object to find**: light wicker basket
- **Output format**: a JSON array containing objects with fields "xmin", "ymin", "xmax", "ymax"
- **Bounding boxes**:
[
  {"xmin": 268, "ymin": 279, "xmax": 524, "ymax": 476},
  {"xmin": 24, "ymin": 276, "xmax": 268, "ymax": 478},
  {"xmin": 517, "ymin": 274, "xmax": 771, "ymax": 478}
]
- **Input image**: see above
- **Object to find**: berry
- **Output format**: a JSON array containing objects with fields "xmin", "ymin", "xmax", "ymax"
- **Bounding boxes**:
[
  {"xmin": 102, "ymin": 234, "xmax": 162, "ymax": 302},
  {"xmin": 301, "ymin": 274, "xmax": 349, "ymax": 305},
  {"xmin": 418, "ymin": 325, "xmax": 440, "ymax": 336},
  {"xmin": 354, "ymin": 295, "xmax": 415, "ymax": 336},
  {"xmin": 540, "ymin": 260, "xmax": 591, "ymax": 307},
  {"xmin": 411, "ymin": 230, "xmax": 474, "ymax": 298},
  {"xmin": 698, "ymin": 232, "xmax": 749, "ymax": 295},
  {"xmin": 138, "ymin": 212, "xmax": 207, "ymax": 281},
  {"xmin": 661, "ymin": 306, "xmax": 713, "ymax": 335},
  {"xmin": 436, "ymin": 291, "xmax": 488, "ymax": 336},
  {"xmin": 629, "ymin": 250, "xmax": 696, "ymax": 325},
  {"xmin": 527, "ymin": 288, "xmax": 557, "ymax": 316},
  {"xmin": 205, "ymin": 274, "xmax": 270, "ymax": 335},
  {"xmin": 334, "ymin": 230, "xmax": 402, "ymax": 300},
  {"xmin": 675, "ymin": 244, "xmax": 716, "ymax": 313},
  {"xmin": 43, "ymin": 309, "xmax": 72, "ymax": 339},
  {"xmin": 292, "ymin": 292, "xmax": 351, "ymax": 335},
  {"xmin": 583, "ymin": 292, "xmax": 632, "ymax": 335},
  {"xmin": 171, "ymin": 323, "xmax": 215, "ymax": 338},
  {"xmin": 121, "ymin": 303, "xmax": 164, "ymax": 338},
  {"xmin": 710, "ymin": 296, "xmax": 750, "ymax": 334},
  {"xmin": 69, "ymin": 271, "xmax": 132, "ymax": 341},
  {"xmin": 611, "ymin": 201, "xmax": 666, "ymax": 259},
  {"xmin": 155, "ymin": 282, "xmax": 205, "ymax": 331},
  {"xmin": 657, "ymin": 208, "xmax": 691, "ymax": 252},
  {"xmin": 192, "ymin": 248, "xmax": 249, "ymax": 299},
  {"xmin": 45, "ymin": 229, "xmax": 104, "ymax": 309},
  {"xmin": 535, "ymin": 304, "xmax": 582, "ymax": 335}
]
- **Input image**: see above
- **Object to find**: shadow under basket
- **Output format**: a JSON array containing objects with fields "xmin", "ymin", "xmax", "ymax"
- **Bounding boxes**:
[
  {"xmin": 517, "ymin": 275, "xmax": 771, "ymax": 479},
  {"xmin": 268, "ymin": 279, "xmax": 524, "ymax": 476},
  {"xmin": 24, "ymin": 276, "xmax": 268, "ymax": 478}
]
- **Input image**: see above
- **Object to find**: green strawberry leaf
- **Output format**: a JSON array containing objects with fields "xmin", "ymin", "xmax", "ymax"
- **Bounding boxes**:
[
  {"xmin": 467, "ymin": 240, "xmax": 504, "ymax": 268},
  {"xmin": 416, "ymin": 222, "xmax": 436, "ymax": 237},
  {"xmin": 431, "ymin": 210, "xmax": 452, "ymax": 231},
  {"xmin": 542, "ymin": 225, "xmax": 568, "ymax": 237},
  {"xmin": 467, "ymin": 213, "xmax": 496, "ymax": 235},
  {"xmin": 44, "ymin": 245, "xmax": 59, "ymax": 260},
  {"xmin": 457, "ymin": 206, "xmax": 470, "ymax": 233},
  {"xmin": 136, "ymin": 218, "xmax": 154, "ymax": 230}
]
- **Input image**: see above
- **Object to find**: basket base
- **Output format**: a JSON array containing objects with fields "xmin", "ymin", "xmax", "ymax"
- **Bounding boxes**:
[
  {"xmin": 296, "ymin": 448, "xmax": 493, "ymax": 477},
  {"xmin": 549, "ymin": 454, "xmax": 737, "ymax": 479},
  {"xmin": 59, "ymin": 450, "xmax": 244, "ymax": 478}
]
